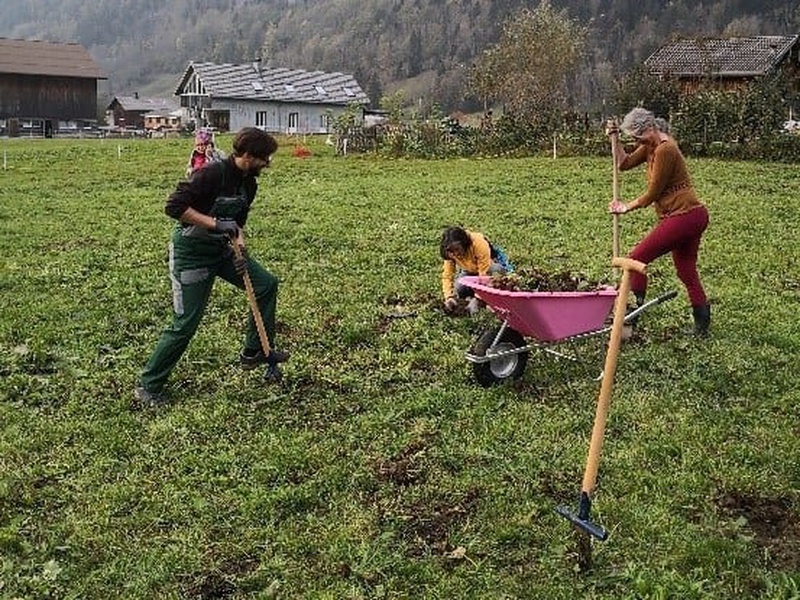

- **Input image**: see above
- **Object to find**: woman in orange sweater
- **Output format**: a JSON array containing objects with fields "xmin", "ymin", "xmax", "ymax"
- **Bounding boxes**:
[{"xmin": 608, "ymin": 107, "xmax": 711, "ymax": 336}]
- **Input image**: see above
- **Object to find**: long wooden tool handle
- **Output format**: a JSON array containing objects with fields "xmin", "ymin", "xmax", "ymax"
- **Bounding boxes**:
[
  {"xmin": 232, "ymin": 242, "xmax": 271, "ymax": 355},
  {"xmin": 581, "ymin": 258, "xmax": 647, "ymax": 494},
  {"xmin": 610, "ymin": 122, "xmax": 621, "ymax": 261}
]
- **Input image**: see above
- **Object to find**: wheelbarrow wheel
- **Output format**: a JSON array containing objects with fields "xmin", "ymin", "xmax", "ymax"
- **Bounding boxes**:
[{"xmin": 470, "ymin": 326, "xmax": 529, "ymax": 387}]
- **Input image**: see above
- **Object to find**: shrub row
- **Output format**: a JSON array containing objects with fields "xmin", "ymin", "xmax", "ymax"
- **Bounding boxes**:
[{"xmin": 335, "ymin": 117, "xmax": 800, "ymax": 162}]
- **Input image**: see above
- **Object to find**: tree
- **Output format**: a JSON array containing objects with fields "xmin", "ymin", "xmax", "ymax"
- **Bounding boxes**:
[
  {"xmin": 612, "ymin": 66, "xmax": 681, "ymax": 120},
  {"xmin": 467, "ymin": 1, "xmax": 587, "ymax": 128}
]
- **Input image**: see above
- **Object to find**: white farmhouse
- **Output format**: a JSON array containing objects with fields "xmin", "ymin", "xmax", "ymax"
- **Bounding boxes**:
[{"xmin": 175, "ymin": 60, "xmax": 369, "ymax": 134}]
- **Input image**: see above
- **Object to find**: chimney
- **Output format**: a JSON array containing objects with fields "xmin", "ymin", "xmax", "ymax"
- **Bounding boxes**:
[
  {"xmin": 134, "ymin": 91, "xmax": 139, "ymax": 99},
  {"xmin": 252, "ymin": 57, "xmax": 262, "ymax": 76}
]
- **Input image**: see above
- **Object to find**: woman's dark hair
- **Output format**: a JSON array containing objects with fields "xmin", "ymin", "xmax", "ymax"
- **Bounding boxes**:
[
  {"xmin": 232, "ymin": 127, "xmax": 278, "ymax": 159},
  {"xmin": 440, "ymin": 226, "xmax": 471, "ymax": 259}
]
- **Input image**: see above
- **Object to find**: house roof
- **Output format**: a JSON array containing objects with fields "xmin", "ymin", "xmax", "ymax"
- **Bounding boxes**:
[
  {"xmin": 645, "ymin": 35, "xmax": 799, "ymax": 78},
  {"xmin": 175, "ymin": 61, "xmax": 369, "ymax": 105},
  {"xmin": 0, "ymin": 38, "xmax": 106, "ymax": 79},
  {"xmin": 108, "ymin": 95, "xmax": 179, "ymax": 113}
]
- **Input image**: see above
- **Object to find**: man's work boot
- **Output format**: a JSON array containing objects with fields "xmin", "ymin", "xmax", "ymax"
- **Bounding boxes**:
[
  {"xmin": 134, "ymin": 385, "xmax": 168, "ymax": 408},
  {"xmin": 240, "ymin": 348, "xmax": 290, "ymax": 370}
]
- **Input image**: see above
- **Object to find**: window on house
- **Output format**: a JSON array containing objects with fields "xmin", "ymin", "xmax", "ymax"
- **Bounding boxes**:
[
  {"xmin": 288, "ymin": 112, "xmax": 299, "ymax": 132},
  {"xmin": 256, "ymin": 111, "xmax": 268, "ymax": 128}
]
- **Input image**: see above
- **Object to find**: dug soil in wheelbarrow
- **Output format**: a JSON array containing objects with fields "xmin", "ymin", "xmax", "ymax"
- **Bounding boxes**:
[{"xmin": 488, "ymin": 268, "xmax": 609, "ymax": 293}]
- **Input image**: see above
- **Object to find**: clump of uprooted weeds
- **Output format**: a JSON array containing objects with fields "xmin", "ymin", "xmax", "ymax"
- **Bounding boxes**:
[{"xmin": 488, "ymin": 268, "xmax": 608, "ymax": 292}]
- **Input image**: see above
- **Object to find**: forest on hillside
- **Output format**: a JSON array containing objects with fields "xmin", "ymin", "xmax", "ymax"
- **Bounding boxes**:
[{"xmin": 1, "ymin": 0, "xmax": 798, "ymax": 113}]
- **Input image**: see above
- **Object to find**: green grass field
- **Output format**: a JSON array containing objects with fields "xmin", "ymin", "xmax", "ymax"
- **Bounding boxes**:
[{"xmin": 1, "ymin": 136, "xmax": 798, "ymax": 598}]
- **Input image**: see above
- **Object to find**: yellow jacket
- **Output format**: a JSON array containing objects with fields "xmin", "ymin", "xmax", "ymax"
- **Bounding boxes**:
[{"xmin": 441, "ymin": 230, "xmax": 493, "ymax": 299}]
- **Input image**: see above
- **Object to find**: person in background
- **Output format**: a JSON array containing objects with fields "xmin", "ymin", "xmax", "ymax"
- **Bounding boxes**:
[
  {"xmin": 186, "ymin": 128, "xmax": 224, "ymax": 177},
  {"xmin": 440, "ymin": 225, "xmax": 512, "ymax": 315},
  {"xmin": 607, "ymin": 107, "xmax": 711, "ymax": 336},
  {"xmin": 135, "ymin": 128, "xmax": 289, "ymax": 407}
]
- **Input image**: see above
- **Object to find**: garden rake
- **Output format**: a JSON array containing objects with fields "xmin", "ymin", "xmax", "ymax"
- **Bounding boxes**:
[{"xmin": 556, "ymin": 256, "xmax": 647, "ymax": 570}]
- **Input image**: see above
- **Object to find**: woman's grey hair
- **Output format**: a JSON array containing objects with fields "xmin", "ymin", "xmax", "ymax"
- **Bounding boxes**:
[
  {"xmin": 654, "ymin": 117, "xmax": 671, "ymax": 135},
  {"xmin": 621, "ymin": 107, "xmax": 656, "ymax": 137}
]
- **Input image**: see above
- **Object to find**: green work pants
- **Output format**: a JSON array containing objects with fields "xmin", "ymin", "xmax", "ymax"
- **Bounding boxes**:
[{"xmin": 139, "ymin": 231, "xmax": 278, "ymax": 392}]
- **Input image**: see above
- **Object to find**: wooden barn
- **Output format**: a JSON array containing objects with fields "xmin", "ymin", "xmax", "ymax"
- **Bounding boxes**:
[
  {"xmin": 105, "ymin": 94, "xmax": 181, "ymax": 131},
  {"xmin": 0, "ymin": 38, "xmax": 106, "ymax": 137},
  {"xmin": 645, "ymin": 35, "xmax": 800, "ymax": 94},
  {"xmin": 175, "ymin": 60, "xmax": 369, "ymax": 133}
]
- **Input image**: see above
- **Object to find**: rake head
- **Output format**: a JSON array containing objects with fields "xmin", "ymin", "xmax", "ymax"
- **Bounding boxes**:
[
  {"xmin": 555, "ymin": 492, "xmax": 609, "ymax": 541},
  {"xmin": 263, "ymin": 363, "xmax": 283, "ymax": 383}
]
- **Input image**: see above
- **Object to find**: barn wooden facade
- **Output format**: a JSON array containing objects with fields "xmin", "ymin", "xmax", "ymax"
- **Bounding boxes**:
[
  {"xmin": 105, "ymin": 94, "xmax": 180, "ymax": 131},
  {"xmin": 175, "ymin": 60, "xmax": 369, "ymax": 134},
  {"xmin": 645, "ymin": 35, "xmax": 800, "ymax": 94},
  {"xmin": 0, "ymin": 38, "xmax": 106, "ymax": 137}
]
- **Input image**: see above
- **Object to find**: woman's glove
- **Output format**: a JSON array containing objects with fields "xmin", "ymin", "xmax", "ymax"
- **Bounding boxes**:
[{"xmin": 444, "ymin": 297, "xmax": 458, "ymax": 312}]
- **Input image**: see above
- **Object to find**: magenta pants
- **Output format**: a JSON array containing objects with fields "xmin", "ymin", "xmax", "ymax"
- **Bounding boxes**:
[{"xmin": 629, "ymin": 205, "xmax": 709, "ymax": 306}]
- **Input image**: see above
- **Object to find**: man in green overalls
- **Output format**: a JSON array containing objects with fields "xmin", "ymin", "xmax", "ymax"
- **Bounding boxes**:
[{"xmin": 135, "ymin": 127, "xmax": 289, "ymax": 407}]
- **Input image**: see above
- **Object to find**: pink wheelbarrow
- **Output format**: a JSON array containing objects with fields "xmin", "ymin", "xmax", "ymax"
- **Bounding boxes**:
[{"xmin": 461, "ymin": 275, "xmax": 676, "ymax": 387}]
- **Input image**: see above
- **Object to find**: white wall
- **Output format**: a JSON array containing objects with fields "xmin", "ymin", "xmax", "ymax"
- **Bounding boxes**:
[{"xmin": 209, "ymin": 100, "xmax": 351, "ymax": 133}]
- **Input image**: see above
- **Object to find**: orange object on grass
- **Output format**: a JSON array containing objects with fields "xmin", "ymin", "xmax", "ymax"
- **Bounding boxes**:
[{"xmin": 292, "ymin": 145, "xmax": 312, "ymax": 158}]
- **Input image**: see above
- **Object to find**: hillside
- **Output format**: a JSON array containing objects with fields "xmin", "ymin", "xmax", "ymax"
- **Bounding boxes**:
[{"xmin": 0, "ymin": 0, "xmax": 797, "ymax": 113}]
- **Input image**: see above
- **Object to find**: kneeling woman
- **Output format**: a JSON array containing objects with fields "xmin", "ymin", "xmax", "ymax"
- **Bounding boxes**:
[{"xmin": 440, "ymin": 226, "xmax": 511, "ymax": 314}]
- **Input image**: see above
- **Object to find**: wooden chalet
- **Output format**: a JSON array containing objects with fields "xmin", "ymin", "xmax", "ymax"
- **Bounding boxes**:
[
  {"xmin": 175, "ymin": 60, "xmax": 369, "ymax": 133},
  {"xmin": 105, "ymin": 94, "xmax": 181, "ymax": 131},
  {"xmin": 0, "ymin": 38, "xmax": 106, "ymax": 137},
  {"xmin": 645, "ymin": 35, "xmax": 800, "ymax": 93}
]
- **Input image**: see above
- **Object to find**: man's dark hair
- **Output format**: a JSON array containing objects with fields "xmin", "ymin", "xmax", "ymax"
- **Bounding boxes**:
[
  {"xmin": 231, "ymin": 127, "xmax": 278, "ymax": 159},
  {"xmin": 440, "ymin": 226, "xmax": 471, "ymax": 259}
]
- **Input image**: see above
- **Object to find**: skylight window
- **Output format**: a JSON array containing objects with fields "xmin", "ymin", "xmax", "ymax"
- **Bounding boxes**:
[
  {"xmin": 284, "ymin": 84, "xmax": 296, "ymax": 93},
  {"xmin": 315, "ymin": 85, "xmax": 327, "ymax": 95},
  {"xmin": 343, "ymin": 87, "xmax": 355, "ymax": 97},
  {"xmin": 251, "ymin": 81, "xmax": 264, "ymax": 91}
]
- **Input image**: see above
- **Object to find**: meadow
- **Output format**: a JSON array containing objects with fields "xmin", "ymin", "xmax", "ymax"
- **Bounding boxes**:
[{"xmin": 0, "ymin": 135, "xmax": 798, "ymax": 599}]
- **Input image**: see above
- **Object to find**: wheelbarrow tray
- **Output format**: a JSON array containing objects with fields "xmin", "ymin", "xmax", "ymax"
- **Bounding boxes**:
[{"xmin": 460, "ymin": 276, "xmax": 617, "ymax": 342}]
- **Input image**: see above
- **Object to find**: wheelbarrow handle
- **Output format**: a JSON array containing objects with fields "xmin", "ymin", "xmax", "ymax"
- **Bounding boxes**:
[{"xmin": 623, "ymin": 290, "xmax": 679, "ymax": 323}]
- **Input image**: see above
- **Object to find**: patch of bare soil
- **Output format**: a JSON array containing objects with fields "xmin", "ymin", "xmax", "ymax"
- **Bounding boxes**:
[
  {"xmin": 397, "ymin": 487, "xmax": 482, "ymax": 556},
  {"xmin": 372, "ymin": 438, "xmax": 429, "ymax": 486},
  {"xmin": 367, "ymin": 436, "xmax": 481, "ymax": 557},
  {"xmin": 184, "ymin": 555, "xmax": 259, "ymax": 599},
  {"xmin": 715, "ymin": 491, "xmax": 800, "ymax": 570}
]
